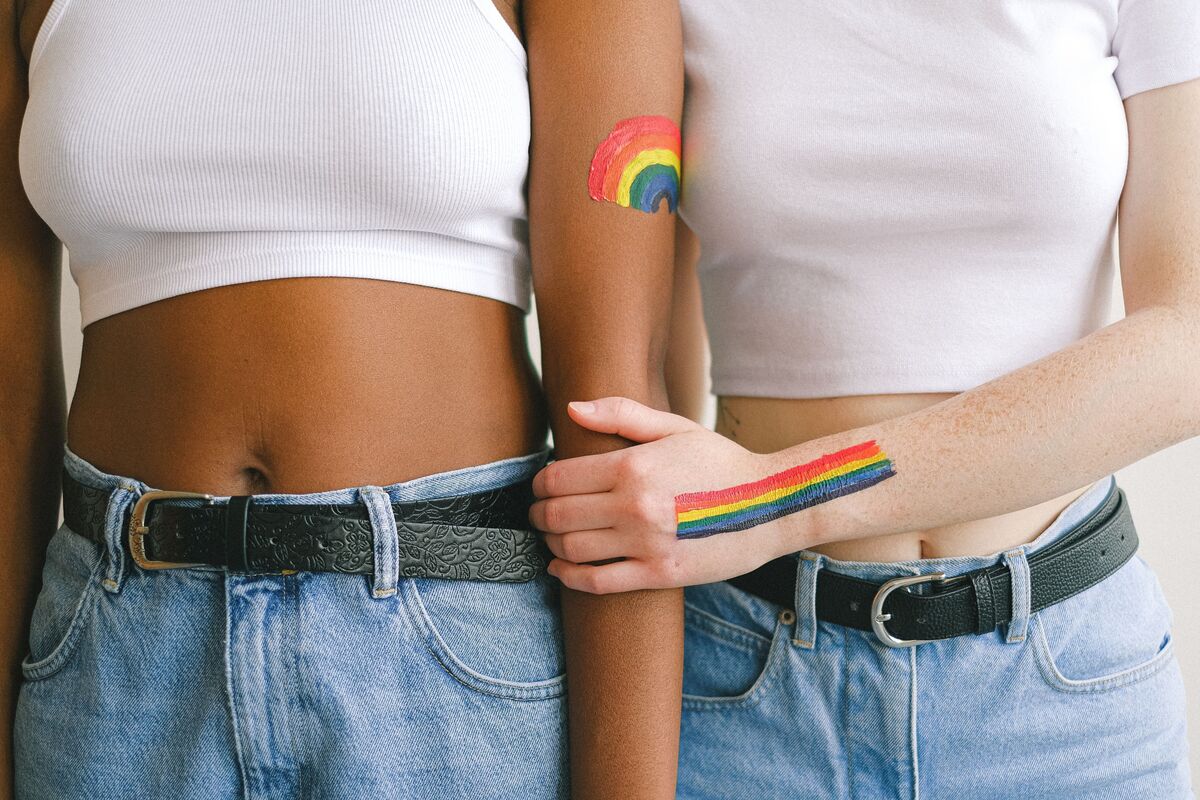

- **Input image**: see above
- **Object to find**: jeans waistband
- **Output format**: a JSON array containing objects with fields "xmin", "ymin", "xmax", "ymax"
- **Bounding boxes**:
[{"xmin": 61, "ymin": 443, "xmax": 550, "ymax": 595}]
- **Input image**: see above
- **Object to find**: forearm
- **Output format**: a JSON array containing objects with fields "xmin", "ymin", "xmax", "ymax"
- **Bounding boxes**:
[
  {"xmin": 0, "ymin": 353, "xmax": 66, "ymax": 797},
  {"xmin": 766, "ymin": 306, "xmax": 1200, "ymax": 550},
  {"xmin": 545, "ymin": 364, "xmax": 682, "ymax": 799}
]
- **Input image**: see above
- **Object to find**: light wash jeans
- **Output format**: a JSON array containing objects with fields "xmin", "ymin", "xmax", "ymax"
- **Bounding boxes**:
[
  {"xmin": 14, "ymin": 446, "xmax": 567, "ymax": 799},
  {"xmin": 678, "ymin": 476, "xmax": 1193, "ymax": 799}
]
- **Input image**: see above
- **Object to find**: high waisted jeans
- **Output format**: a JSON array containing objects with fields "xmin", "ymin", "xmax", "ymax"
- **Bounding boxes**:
[
  {"xmin": 14, "ymin": 446, "xmax": 567, "ymax": 800},
  {"xmin": 678, "ymin": 477, "xmax": 1193, "ymax": 799}
]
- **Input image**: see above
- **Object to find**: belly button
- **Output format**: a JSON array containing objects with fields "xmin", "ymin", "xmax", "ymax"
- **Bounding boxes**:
[{"xmin": 239, "ymin": 466, "xmax": 272, "ymax": 494}]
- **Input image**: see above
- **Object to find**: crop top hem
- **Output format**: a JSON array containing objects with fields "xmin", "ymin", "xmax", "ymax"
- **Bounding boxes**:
[{"xmin": 75, "ymin": 240, "xmax": 531, "ymax": 328}]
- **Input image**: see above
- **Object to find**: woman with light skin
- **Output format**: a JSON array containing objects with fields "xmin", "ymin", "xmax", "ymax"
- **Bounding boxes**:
[
  {"xmin": 532, "ymin": 1, "xmax": 1199, "ymax": 795},
  {"xmin": 2, "ymin": 0, "xmax": 684, "ymax": 797}
]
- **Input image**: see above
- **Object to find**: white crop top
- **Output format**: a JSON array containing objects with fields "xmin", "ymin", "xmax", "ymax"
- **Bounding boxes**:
[
  {"xmin": 680, "ymin": 0, "xmax": 1200, "ymax": 399},
  {"xmin": 20, "ymin": 0, "xmax": 531, "ymax": 328}
]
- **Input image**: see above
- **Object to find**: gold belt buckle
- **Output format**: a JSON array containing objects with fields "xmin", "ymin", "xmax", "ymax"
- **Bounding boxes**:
[{"xmin": 128, "ymin": 490, "xmax": 214, "ymax": 570}]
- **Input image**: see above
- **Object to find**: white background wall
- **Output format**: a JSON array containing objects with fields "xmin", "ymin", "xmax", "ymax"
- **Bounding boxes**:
[{"xmin": 58, "ymin": 265, "xmax": 1198, "ymax": 780}]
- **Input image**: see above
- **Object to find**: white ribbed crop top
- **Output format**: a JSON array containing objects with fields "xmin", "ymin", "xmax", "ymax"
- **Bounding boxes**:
[
  {"xmin": 679, "ymin": 0, "xmax": 1200, "ymax": 399},
  {"xmin": 20, "ymin": 0, "xmax": 531, "ymax": 328}
]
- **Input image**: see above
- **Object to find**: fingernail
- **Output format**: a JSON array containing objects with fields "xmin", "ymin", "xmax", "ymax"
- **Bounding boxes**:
[{"xmin": 569, "ymin": 401, "xmax": 596, "ymax": 415}]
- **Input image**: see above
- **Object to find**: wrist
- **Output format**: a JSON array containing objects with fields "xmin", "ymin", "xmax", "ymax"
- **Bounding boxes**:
[{"xmin": 751, "ymin": 448, "xmax": 827, "ymax": 557}]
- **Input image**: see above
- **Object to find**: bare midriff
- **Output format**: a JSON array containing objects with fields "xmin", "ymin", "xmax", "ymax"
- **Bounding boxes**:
[
  {"xmin": 715, "ymin": 394, "xmax": 1091, "ymax": 562},
  {"xmin": 68, "ymin": 278, "xmax": 546, "ymax": 496}
]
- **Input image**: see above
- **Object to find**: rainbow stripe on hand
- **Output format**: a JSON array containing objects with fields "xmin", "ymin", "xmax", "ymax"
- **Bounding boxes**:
[
  {"xmin": 675, "ymin": 441, "xmax": 896, "ymax": 539},
  {"xmin": 588, "ymin": 116, "xmax": 681, "ymax": 214}
]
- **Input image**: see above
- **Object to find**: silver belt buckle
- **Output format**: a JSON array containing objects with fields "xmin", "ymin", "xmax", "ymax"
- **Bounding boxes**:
[
  {"xmin": 128, "ymin": 490, "xmax": 214, "ymax": 570},
  {"xmin": 870, "ymin": 572, "xmax": 946, "ymax": 648}
]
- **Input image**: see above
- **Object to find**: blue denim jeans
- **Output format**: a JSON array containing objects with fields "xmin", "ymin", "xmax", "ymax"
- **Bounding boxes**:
[
  {"xmin": 678, "ymin": 477, "xmax": 1193, "ymax": 799},
  {"xmin": 14, "ymin": 446, "xmax": 567, "ymax": 799}
]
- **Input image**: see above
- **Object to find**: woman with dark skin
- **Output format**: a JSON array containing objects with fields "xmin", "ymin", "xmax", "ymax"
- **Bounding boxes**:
[{"xmin": 1, "ymin": 0, "xmax": 683, "ymax": 796}]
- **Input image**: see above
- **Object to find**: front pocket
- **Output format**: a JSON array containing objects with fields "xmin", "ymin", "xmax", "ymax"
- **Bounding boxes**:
[
  {"xmin": 21, "ymin": 524, "xmax": 106, "ymax": 682},
  {"xmin": 682, "ymin": 582, "xmax": 785, "ymax": 709},
  {"xmin": 400, "ymin": 574, "xmax": 566, "ymax": 701},
  {"xmin": 1032, "ymin": 556, "xmax": 1176, "ymax": 694}
]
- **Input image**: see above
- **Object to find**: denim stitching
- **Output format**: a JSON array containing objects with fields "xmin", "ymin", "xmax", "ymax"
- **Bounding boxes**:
[
  {"xmin": 681, "ymin": 621, "xmax": 786, "ymax": 710},
  {"xmin": 684, "ymin": 602, "xmax": 773, "ymax": 651},
  {"xmin": 1032, "ymin": 616, "xmax": 1177, "ymax": 694}
]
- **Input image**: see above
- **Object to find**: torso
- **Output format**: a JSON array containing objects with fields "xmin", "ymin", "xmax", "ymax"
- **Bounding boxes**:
[
  {"xmin": 717, "ymin": 394, "xmax": 1090, "ymax": 561},
  {"xmin": 20, "ymin": 0, "xmax": 543, "ymax": 495},
  {"xmin": 677, "ymin": 1, "xmax": 1124, "ymax": 561}
]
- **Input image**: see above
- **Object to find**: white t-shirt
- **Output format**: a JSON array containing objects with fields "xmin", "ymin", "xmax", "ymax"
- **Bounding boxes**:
[{"xmin": 680, "ymin": 0, "xmax": 1200, "ymax": 398}]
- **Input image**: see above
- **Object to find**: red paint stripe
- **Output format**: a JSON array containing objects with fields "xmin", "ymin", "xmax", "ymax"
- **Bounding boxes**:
[
  {"xmin": 675, "ymin": 441, "xmax": 882, "ymax": 512},
  {"xmin": 587, "ymin": 116, "xmax": 681, "ymax": 201}
]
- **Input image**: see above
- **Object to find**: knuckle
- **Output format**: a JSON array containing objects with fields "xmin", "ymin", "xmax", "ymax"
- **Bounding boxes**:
[
  {"xmin": 620, "ymin": 453, "xmax": 651, "ymax": 483},
  {"xmin": 655, "ymin": 558, "xmax": 683, "ymax": 586},
  {"xmin": 589, "ymin": 573, "xmax": 614, "ymax": 595},
  {"xmin": 649, "ymin": 534, "xmax": 674, "ymax": 559},
  {"xmin": 559, "ymin": 534, "xmax": 582, "ymax": 563},
  {"xmin": 540, "ymin": 464, "xmax": 560, "ymax": 496},
  {"xmin": 631, "ymin": 494, "xmax": 665, "ymax": 526},
  {"xmin": 542, "ymin": 500, "xmax": 564, "ymax": 532}
]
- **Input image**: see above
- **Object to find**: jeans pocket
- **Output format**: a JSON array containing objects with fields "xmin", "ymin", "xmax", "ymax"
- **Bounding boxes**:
[
  {"xmin": 400, "ymin": 573, "xmax": 566, "ymax": 701},
  {"xmin": 1032, "ymin": 555, "xmax": 1176, "ymax": 694},
  {"xmin": 682, "ymin": 582, "xmax": 784, "ymax": 709},
  {"xmin": 21, "ymin": 524, "xmax": 106, "ymax": 682}
]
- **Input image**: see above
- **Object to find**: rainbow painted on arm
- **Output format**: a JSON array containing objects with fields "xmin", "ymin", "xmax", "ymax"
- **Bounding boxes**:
[
  {"xmin": 588, "ymin": 116, "xmax": 681, "ymax": 214},
  {"xmin": 674, "ymin": 441, "xmax": 897, "ymax": 539}
]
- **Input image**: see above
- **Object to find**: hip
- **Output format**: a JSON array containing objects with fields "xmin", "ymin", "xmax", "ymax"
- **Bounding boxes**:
[
  {"xmin": 677, "ymin": 478, "xmax": 1192, "ymax": 798},
  {"xmin": 15, "ymin": 447, "xmax": 567, "ymax": 798}
]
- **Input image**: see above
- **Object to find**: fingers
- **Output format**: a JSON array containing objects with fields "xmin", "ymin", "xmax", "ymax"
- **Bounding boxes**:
[
  {"xmin": 547, "ymin": 558, "xmax": 665, "ymax": 594},
  {"xmin": 529, "ymin": 494, "xmax": 621, "ymax": 534},
  {"xmin": 543, "ymin": 530, "xmax": 632, "ymax": 564},
  {"xmin": 532, "ymin": 451, "xmax": 623, "ymax": 498},
  {"xmin": 567, "ymin": 397, "xmax": 698, "ymax": 443}
]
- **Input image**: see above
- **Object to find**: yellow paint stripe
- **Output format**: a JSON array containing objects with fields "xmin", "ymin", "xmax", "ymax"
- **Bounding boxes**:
[
  {"xmin": 676, "ymin": 453, "xmax": 890, "ymax": 523},
  {"xmin": 616, "ymin": 149, "xmax": 681, "ymax": 207}
]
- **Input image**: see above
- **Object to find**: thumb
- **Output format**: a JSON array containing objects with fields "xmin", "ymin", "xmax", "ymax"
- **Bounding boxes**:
[{"xmin": 567, "ymin": 397, "xmax": 698, "ymax": 443}]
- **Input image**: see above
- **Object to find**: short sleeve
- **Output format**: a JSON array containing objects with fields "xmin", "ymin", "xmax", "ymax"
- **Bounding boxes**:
[{"xmin": 1113, "ymin": 0, "xmax": 1200, "ymax": 99}]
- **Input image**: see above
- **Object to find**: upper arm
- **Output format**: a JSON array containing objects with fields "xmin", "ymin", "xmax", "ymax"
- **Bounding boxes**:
[
  {"xmin": 1, "ymin": 0, "xmax": 62, "ymax": 405},
  {"xmin": 524, "ymin": 0, "xmax": 683, "ymax": 408},
  {"xmin": 1118, "ymin": 78, "xmax": 1200, "ymax": 318},
  {"xmin": 665, "ymin": 219, "xmax": 709, "ymax": 422}
]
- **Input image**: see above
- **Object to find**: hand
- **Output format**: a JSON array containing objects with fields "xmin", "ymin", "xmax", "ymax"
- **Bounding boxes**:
[{"xmin": 530, "ymin": 397, "xmax": 797, "ymax": 593}]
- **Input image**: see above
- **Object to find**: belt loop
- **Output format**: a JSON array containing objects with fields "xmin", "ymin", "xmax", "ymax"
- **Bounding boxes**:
[
  {"xmin": 360, "ymin": 486, "xmax": 398, "ymax": 598},
  {"xmin": 101, "ymin": 483, "xmax": 139, "ymax": 594},
  {"xmin": 792, "ymin": 553, "xmax": 824, "ymax": 649},
  {"xmin": 224, "ymin": 496, "xmax": 252, "ymax": 572},
  {"xmin": 1003, "ymin": 547, "xmax": 1032, "ymax": 643}
]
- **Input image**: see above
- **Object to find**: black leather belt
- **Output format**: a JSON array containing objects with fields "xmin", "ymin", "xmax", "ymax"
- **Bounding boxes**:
[
  {"xmin": 728, "ymin": 483, "xmax": 1137, "ymax": 647},
  {"xmin": 62, "ymin": 469, "xmax": 546, "ymax": 582}
]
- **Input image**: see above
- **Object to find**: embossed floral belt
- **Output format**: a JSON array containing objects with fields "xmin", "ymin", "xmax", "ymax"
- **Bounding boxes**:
[{"xmin": 61, "ymin": 469, "xmax": 545, "ymax": 582}]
